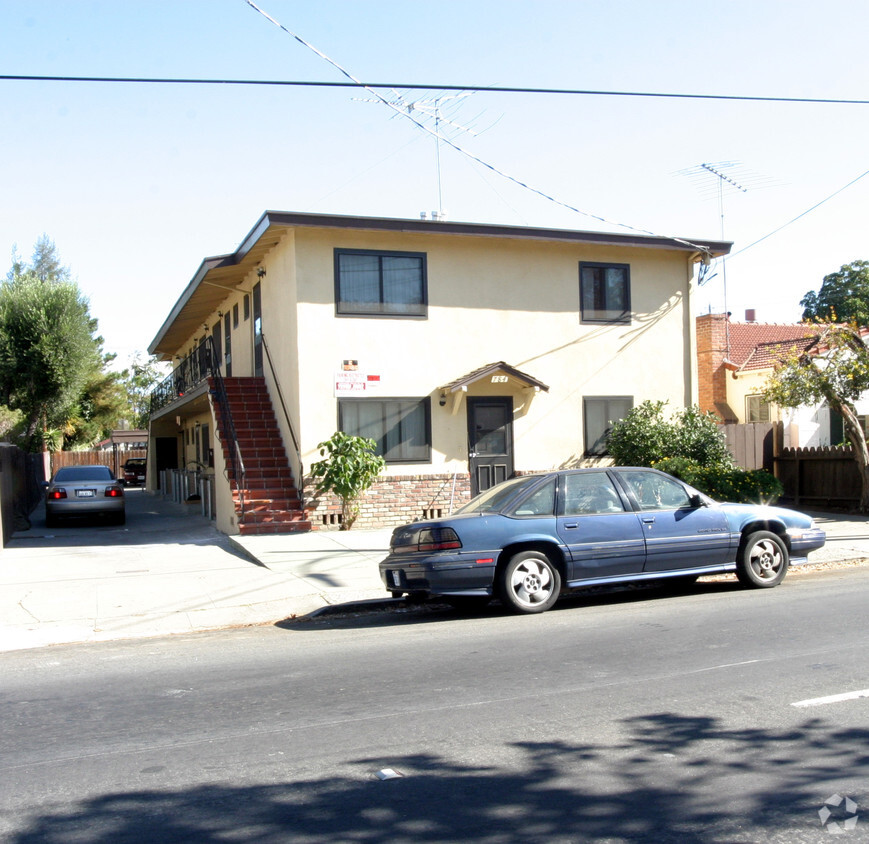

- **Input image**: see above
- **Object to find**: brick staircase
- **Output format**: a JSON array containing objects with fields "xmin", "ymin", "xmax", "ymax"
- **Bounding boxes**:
[{"xmin": 209, "ymin": 376, "xmax": 311, "ymax": 535}]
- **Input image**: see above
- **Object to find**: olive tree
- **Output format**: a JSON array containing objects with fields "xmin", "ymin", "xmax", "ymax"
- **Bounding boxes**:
[{"xmin": 764, "ymin": 322, "xmax": 869, "ymax": 512}]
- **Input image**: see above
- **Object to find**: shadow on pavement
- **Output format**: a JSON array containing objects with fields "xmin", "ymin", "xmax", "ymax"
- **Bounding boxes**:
[
  {"xmin": 7, "ymin": 716, "xmax": 865, "ymax": 843},
  {"xmin": 275, "ymin": 579, "xmax": 746, "ymax": 632}
]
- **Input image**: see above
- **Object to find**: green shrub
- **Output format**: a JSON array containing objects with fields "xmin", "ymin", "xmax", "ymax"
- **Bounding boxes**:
[
  {"xmin": 607, "ymin": 400, "xmax": 732, "ymax": 469},
  {"xmin": 654, "ymin": 457, "xmax": 783, "ymax": 504}
]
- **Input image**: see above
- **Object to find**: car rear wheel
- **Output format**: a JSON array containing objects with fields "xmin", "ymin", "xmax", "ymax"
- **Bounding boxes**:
[
  {"xmin": 736, "ymin": 530, "xmax": 788, "ymax": 588},
  {"xmin": 499, "ymin": 550, "xmax": 561, "ymax": 614}
]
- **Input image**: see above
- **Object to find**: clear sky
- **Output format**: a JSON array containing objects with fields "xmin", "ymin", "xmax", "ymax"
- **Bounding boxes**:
[{"xmin": 2, "ymin": 0, "xmax": 868, "ymax": 366}]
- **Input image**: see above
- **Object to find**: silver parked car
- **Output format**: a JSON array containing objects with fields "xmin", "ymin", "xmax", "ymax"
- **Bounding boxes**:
[{"xmin": 44, "ymin": 465, "xmax": 126, "ymax": 527}]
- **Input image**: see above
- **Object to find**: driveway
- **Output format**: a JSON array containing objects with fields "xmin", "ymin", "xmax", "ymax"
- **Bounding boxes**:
[{"xmin": 0, "ymin": 489, "xmax": 390, "ymax": 652}]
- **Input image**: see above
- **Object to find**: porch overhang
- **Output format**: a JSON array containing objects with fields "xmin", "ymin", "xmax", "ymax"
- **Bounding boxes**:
[
  {"xmin": 439, "ymin": 361, "xmax": 550, "ymax": 394},
  {"xmin": 439, "ymin": 362, "xmax": 549, "ymax": 415}
]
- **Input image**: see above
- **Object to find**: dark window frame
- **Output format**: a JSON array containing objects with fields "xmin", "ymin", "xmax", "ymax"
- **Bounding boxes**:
[
  {"xmin": 338, "ymin": 397, "xmax": 432, "ymax": 464},
  {"xmin": 243, "ymin": 294, "xmax": 250, "ymax": 321},
  {"xmin": 583, "ymin": 395, "xmax": 633, "ymax": 456},
  {"xmin": 232, "ymin": 303, "xmax": 239, "ymax": 329},
  {"xmin": 579, "ymin": 261, "xmax": 631, "ymax": 324},
  {"xmin": 334, "ymin": 248, "xmax": 428, "ymax": 318}
]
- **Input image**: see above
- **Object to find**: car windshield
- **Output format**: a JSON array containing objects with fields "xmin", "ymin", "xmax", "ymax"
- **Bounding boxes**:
[
  {"xmin": 54, "ymin": 466, "xmax": 113, "ymax": 482},
  {"xmin": 455, "ymin": 476, "xmax": 547, "ymax": 515}
]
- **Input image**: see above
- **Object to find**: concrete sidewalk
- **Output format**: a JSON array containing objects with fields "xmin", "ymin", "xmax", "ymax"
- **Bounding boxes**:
[
  {"xmin": 0, "ymin": 491, "xmax": 393, "ymax": 653},
  {"xmin": 0, "ymin": 491, "xmax": 867, "ymax": 653}
]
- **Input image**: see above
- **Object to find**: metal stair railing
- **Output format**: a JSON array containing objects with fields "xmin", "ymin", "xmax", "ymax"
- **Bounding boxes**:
[
  {"xmin": 261, "ymin": 332, "xmax": 304, "ymax": 508},
  {"xmin": 203, "ymin": 335, "xmax": 247, "ymax": 521}
]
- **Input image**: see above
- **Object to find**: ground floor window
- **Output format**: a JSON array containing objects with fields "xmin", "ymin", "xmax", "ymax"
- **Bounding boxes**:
[
  {"xmin": 339, "ymin": 397, "xmax": 431, "ymax": 463},
  {"xmin": 746, "ymin": 395, "xmax": 771, "ymax": 422},
  {"xmin": 583, "ymin": 396, "xmax": 633, "ymax": 456}
]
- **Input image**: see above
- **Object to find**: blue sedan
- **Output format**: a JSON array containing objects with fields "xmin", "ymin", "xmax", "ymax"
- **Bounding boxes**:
[{"xmin": 379, "ymin": 467, "xmax": 826, "ymax": 614}]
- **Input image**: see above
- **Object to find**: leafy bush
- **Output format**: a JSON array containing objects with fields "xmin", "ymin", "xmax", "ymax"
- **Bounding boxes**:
[
  {"xmin": 607, "ymin": 400, "xmax": 732, "ymax": 469},
  {"xmin": 654, "ymin": 456, "xmax": 783, "ymax": 504},
  {"xmin": 309, "ymin": 431, "xmax": 386, "ymax": 530}
]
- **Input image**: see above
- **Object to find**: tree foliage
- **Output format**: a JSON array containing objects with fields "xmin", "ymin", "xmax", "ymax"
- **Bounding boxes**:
[
  {"xmin": 606, "ymin": 400, "xmax": 732, "ymax": 468},
  {"xmin": 764, "ymin": 322, "xmax": 869, "ymax": 511},
  {"xmin": 800, "ymin": 260, "xmax": 869, "ymax": 324},
  {"xmin": 0, "ymin": 238, "xmax": 111, "ymax": 450},
  {"xmin": 309, "ymin": 432, "xmax": 386, "ymax": 530},
  {"xmin": 120, "ymin": 353, "xmax": 166, "ymax": 429}
]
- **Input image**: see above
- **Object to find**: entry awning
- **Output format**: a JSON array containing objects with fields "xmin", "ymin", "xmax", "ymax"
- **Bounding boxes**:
[{"xmin": 439, "ymin": 361, "xmax": 550, "ymax": 394}]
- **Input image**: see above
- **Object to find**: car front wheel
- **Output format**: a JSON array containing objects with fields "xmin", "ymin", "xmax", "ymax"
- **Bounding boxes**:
[
  {"xmin": 736, "ymin": 530, "xmax": 788, "ymax": 588},
  {"xmin": 499, "ymin": 550, "xmax": 561, "ymax": 614}
]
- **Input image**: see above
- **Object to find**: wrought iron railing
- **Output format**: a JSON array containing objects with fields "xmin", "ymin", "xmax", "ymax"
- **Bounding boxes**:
[
  {"xmin": 261, "ymin": 332, "xmax": 304, "ymax": 508},
  {"xmin": 150, "ymin": 341, "xmax": 213, "ymax": 413},
  {"xmin": 148, "ymin": 336, "xmax": 247, "ymax": 520},
  {"xmin": 203, "ymin": 334, "xmax": 247, "ymax": 520}
]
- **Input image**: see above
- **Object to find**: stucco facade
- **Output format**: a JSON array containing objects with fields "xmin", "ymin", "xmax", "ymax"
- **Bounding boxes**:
[{"xmin": 148, "ymin": 212, "xmax": 729, "ymax": 534}]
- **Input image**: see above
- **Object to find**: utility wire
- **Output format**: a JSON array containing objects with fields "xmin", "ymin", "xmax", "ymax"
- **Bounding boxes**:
[
  {"xmin": 2, "ymin": 73, "xmax": 868, "ymax": 106},
  {"xmin": 241, "ymin": 0, "xmax": 713, "ymax": 254},
  {"xmin": 728, "ymin": 169, "xmax": 869, "ymax": 259}
]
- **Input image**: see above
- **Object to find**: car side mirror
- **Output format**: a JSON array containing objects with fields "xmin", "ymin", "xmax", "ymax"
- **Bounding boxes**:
[{"xmin": 689, "ymin": 493, "xmax": 705, "ymax": 508}]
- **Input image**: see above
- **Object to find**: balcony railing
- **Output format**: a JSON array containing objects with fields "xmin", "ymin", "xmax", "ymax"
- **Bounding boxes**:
[{"xmin": 150, "ymin": 342, "xmax": 214, "ymax": 413}]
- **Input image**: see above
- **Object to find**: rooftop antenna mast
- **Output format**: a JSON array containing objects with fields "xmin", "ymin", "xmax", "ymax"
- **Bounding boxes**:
[
  {"xmin": 354, "ymin": 90, "xmax": 489, "ymax": 220},
  {"xmin": 702, "ymin": 162, "xmax": 747, "ymax": 341},
  {"xmin": 678, "ymin": 160, "xmax": 755, "ymax": 353}
]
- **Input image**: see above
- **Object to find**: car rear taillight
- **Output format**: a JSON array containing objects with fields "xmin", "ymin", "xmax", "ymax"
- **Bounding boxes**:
[
  {"xmin": 48, "ymin": 488, "xmax": 67, "ymax": 500},
  {"xmin": 417, "ymin": 527, "xmax": 462, "ymax": 551},
  {"xmin": 104, "ymin": 486, "xmax": 124, "ymax": 498},
  {"xmin": 386, "ymin": 526, "xmax": 461, "ymax": 554}
]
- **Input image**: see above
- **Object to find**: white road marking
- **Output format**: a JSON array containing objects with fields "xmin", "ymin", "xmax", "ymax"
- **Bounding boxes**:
[{"xmin": 791, "ymin": 689, "xmax": 869, "ymax": 708}]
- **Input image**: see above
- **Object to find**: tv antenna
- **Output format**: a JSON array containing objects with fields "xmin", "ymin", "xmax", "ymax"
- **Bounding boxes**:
[{"xmin": 353, "ymin": 90, "xmax": 498, "ymax": 220}]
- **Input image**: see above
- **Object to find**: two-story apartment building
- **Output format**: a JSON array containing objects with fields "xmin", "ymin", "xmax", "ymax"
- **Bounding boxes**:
[{"xmin": 147, "ymin": 212, "xmax": 729, "ymax": 535}]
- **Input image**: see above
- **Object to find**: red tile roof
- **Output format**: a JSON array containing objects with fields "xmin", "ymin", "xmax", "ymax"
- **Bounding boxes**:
[{"xmin": 726, "ymin": 322, "xmax": 819, "ymax": 371}]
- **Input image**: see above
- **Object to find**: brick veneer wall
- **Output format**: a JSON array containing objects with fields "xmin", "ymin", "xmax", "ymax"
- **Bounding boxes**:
[
  {"xmin": 696, "ymin": 313, "xmax": 730, "ymax": 419},
  {"xmin": 304, "ymin": 472, "xmax": 474, "ymax": 530}
]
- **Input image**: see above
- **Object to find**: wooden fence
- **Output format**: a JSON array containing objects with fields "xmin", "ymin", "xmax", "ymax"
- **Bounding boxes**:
[
  {"xmin": 775, "ymin": 446, "xmax": 861, "ymax": 509},
  {"xmin": 51, "ymin": 449, "xmax": 147, "ymax": 479},
  {"xmin": 722, "ymin": 422, "xmax": 861, "ymax": 509}
]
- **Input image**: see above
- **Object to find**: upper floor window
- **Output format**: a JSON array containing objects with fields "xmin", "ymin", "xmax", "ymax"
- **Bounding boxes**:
[
  {"xmin": 335, "ymin": 249, "xmax": 427, "ymax": 317},
  {"xmin": 339, "ymin": 397, "xmax": 431, "ymax": 463},
  {"xmin": 580, "ymin": 262, "xmax": 630, "ymax": 323},
  {"xmin": 584, "ymin": 396, "xmax": 632, "ymax": 456}
]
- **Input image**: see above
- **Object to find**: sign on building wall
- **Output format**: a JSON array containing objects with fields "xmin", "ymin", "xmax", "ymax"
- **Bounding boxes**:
[{"xmin": 334, "ymin": 371, "xmax": 381, "ymax": 396}]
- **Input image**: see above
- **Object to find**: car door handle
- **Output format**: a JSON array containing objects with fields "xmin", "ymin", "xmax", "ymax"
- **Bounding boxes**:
[
  {"xmin": 563, "ymin": 523, "xmax": 578, "ymax": 529},
  {"xmin": 642, "ymin": 516, "xmax": 655, "ymax": 525}
]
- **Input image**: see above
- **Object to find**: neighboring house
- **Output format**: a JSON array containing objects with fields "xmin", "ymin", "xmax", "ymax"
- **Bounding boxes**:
[
  {"xmin": 696, "ymin": 312, "xmax": 869, "ymax": 447},
  {"xmin": 147, "ymin": 211, "xmax": 729, "ymax": 535}
]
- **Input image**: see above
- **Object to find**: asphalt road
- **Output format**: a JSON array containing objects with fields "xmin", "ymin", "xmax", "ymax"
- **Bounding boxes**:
[{"xmin": 2, "ymin": 565, "xmax": 869, "ymax": 843}]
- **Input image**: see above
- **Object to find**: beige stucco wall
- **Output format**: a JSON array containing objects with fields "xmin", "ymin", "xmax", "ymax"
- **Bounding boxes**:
[{"xmin": 246, "ymin": 227, "xmax": 698, "ymax": 476}]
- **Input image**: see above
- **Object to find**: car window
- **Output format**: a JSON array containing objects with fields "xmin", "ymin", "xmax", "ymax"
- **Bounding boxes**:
[
  {"xmin": 455, "ymin": 476, "xmax": 546, "ymax": 514},
  {"xmin": 511, "ymin": 478, "xmax": 556, "ymax": 516},
  {"xmin": 621, "ymin": 471, "xmax": 691, "ymax": 511},
  {"xmin": 54, "ymin": 466, "xmax": 113, "ymax": 482},
  {"xmin": 561, "ymin": 472, "xmax": 625, "ymax": 515}
]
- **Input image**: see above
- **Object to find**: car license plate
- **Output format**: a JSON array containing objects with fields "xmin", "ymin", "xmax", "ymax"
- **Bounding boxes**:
[
  {"xmin": 391, "ymin": 570, "xmax": 402, "ymax": 587},
  {"xmin": 76, "ymin": 489, "xmax": 95, "ymax": 497}
]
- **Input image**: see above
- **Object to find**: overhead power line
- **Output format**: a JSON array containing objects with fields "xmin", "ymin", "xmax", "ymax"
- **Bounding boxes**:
[{"xmin": 1, "ymin": 73, "xmax": 868, "ymax": 106}]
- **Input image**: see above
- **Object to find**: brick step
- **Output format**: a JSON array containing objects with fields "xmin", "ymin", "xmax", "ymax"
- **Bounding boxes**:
[
  {"xmin": 241, "ymin": 510, "xmax": 309, "ymax": 525},
  {"xmin": 233, "ymin": 487, "xmax": 300, "ymax": 501},
  {"xmin": 243, "ymin": 498, "xmax": 302, "ymax": 512},
  {"xmin": 238, "ymin": 520, "xmax": 313, "ymax": 536},
  {"xmin": 225, "ymin": 450, "xmax": 289, "ymax": 464}
]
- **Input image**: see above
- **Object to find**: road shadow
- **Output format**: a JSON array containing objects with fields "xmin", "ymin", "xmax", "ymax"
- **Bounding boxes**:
[
  {"xmin": 276, "ymin": 579, "xmax": 746, "ymax": 632},
  {"xmin": 7, "ymin": 716, "xmax": 866, "ymax": 842}
]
